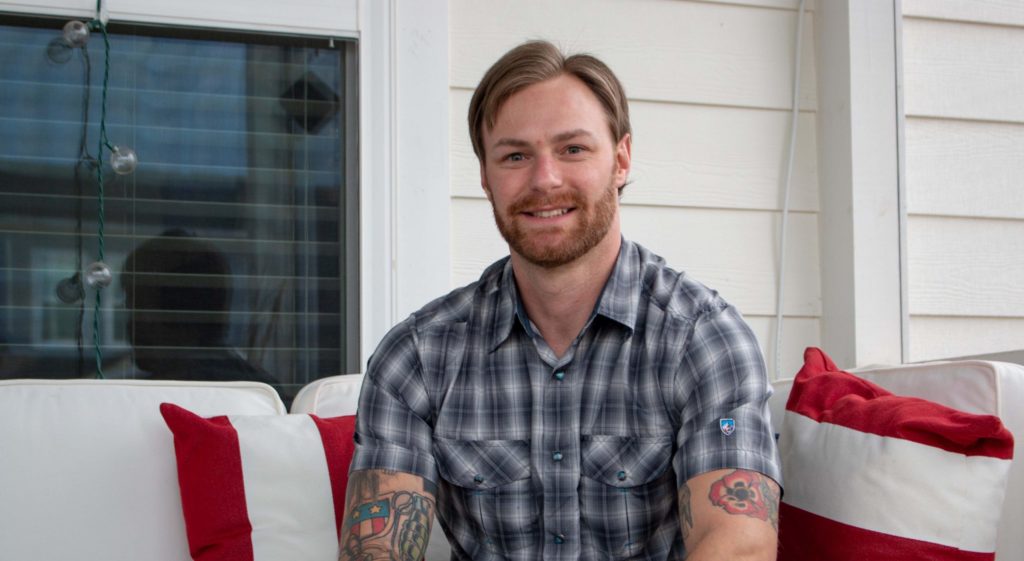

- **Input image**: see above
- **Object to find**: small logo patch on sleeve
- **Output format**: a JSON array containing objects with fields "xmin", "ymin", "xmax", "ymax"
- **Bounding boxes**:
[{"xmin": 720, "ymin": 418, "xmax": 736, "ymax": 436}]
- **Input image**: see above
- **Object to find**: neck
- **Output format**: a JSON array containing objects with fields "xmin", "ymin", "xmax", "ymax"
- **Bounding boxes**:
[{"xmin": 511, "ymin": 229, "xmax": 621, "ymax": 358}]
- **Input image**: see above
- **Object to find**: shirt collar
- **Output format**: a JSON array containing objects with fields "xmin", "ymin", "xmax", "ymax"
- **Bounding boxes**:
[
  {"xmin": 487, "ymin": 259, "xmax": 519, "ymax": 352},
  {"xmin": 487, "ymin": 239, "xmax": 640, "ymax": 352},
  {"xmin": 593, "ymin": 238, "xmax": 640, "ymax": 333}
]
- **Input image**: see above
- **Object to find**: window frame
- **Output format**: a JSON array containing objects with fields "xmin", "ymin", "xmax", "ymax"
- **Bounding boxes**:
[{"xmin": 0, "ymin": 0, "xmax": 451, "ymax": 370}]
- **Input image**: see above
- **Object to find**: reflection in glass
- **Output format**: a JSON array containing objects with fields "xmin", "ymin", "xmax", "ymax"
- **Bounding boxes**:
[{"xmin": 0, "ymin": 16, "xmax": 358, "ymax": 404}]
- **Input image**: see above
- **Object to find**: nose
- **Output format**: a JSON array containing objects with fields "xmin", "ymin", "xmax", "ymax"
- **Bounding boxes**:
[{"xmin": 530, "ymin": 153, "xmax": 562, "ymax": 192}]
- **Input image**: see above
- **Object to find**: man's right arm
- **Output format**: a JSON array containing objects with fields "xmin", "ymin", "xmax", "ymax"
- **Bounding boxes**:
[{"xmin": 338, "ymin": 469, "xmax": 437, "ymax": 561}]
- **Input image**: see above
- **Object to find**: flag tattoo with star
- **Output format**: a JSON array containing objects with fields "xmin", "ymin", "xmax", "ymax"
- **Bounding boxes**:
[{"xmin": 347, "ymin": 499, "xmax": 390, "ymax": 538}]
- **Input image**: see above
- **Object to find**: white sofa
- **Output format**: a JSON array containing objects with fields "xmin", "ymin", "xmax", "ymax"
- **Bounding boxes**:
[
  {"xmin": 0, "ymin": 379, "xmax": 286, "ymax": 561},
  {"xmin": 2, "ymin": 359, "xmax": 1020, "ymax": 561},
  {"xmin": 0, "ymin": 375, "xmax": 448, "ymax": 561}
]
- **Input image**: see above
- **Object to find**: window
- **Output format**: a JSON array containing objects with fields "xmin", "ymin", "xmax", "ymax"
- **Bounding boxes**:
[{"xmin": 0, "ymin": 14, "xmax": 359, "ymax": 404}]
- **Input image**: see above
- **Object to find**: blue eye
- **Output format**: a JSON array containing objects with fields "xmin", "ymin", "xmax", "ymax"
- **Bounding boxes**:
[{"xmin": 506, "ymin": 153, "xmax": 525, "ymax": 162}]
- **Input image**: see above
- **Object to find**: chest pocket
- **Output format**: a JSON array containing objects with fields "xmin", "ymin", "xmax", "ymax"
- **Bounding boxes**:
[
  {"xmin": 580, "ymin": 434, "xmax": 676, "ymax": 559},
  {"xmin": 434, "ymin": 437, "xmax": 538, "ymax": 553}
]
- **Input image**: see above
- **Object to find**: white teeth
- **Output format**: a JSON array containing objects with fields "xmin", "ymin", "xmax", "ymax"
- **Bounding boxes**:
[{"xmin": 531, "ymin": 209, "xmax": 568, "ymax": 218}]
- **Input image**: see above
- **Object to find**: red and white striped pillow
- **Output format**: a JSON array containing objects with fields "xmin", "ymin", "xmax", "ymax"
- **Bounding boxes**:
[
  {"xmin": 160, "ymin": 403, "xmax": 356, "ymax": 561},
  {"xmin": 778, "ymin": 348, "xmax": 1015, "ymax": 561}
]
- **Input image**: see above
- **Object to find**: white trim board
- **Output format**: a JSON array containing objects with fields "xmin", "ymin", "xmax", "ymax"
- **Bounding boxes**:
[
  {"xmin": 358, "ymin": 0, "xmax": 450, "ymax": 366},
  {"xmin": 814, "ymin": 0, "xmax": 905, "ymax": 369},
  {"xmin": 0, "ymin": 0, "xmax": 358, "ymax": 36}
]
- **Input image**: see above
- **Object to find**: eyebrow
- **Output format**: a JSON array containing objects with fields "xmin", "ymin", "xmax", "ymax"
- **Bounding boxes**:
[
  {"xmin": 490, "ymin": 128, "xmax": 598, "ymax": 150},
  {"xmin": 551, "ymin": 129, "xmax": 596, "ymax": 144}
]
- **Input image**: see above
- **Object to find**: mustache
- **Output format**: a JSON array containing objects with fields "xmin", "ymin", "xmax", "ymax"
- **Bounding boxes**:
[{"xmin": 507, "ymin": 193, "xmax": 583, "ymax": 215}]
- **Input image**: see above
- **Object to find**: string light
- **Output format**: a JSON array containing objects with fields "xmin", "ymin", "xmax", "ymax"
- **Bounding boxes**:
[
  {"xmin": 56, "ymin": 273, "xmax": 85, "ymax": 304},
  {"xmin": 61, "ymin": 0, "xmax": 139, "ymax": 378},
  {"xmin": 84, "ymin": 261, "xmax": 113, "ymax": 289},
  {"xmin": 61, "ymin": 20, "xmax": 90, "ymax": 48},
  {"xmin": 110, "ymin": 145, "xmax": 138, "ymax": 174}
]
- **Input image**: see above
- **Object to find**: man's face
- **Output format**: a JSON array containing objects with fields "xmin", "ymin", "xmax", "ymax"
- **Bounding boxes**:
[{"xmin": 480, "ymin": 74, "xmax": 631, "ymax": 268}]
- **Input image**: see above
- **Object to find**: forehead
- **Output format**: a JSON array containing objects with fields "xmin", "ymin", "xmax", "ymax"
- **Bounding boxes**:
[{"xmin": 486, "ymin": 74, "xmax": 610, "ymax": 141}]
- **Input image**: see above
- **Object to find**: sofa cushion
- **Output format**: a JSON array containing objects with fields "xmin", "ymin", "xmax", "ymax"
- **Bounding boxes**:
[
  {"xmin": 0, "ymin": 379, "xmax": 284, "ymax": 561},
  {"xmin": 290, "ymin": 373, "xmax": 364, "ymax": 416},
  {"xmin": 290, "ymin": 373, "xmax": 454, "ymax": 561},
  {"xmin": 777, "ymin": 348, "xmax": 1014, "ymax": 561},
  {"xmin": 161, "ymin": 403, "xmax": 356, "ymax": 561}
]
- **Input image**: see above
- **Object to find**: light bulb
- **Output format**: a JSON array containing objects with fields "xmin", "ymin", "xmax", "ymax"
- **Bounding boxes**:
[
  {"xmin": 46, "ymin": 37, "xmax": 73, "ymax": 64},
  {"xmin": 62, "ymin": 20, "xmax": 90, "ymax": 48},
  {"xmin": 56, "ymin": 273, "xmax": 84, "ymax": 303},
  {"xmin": 84, "ymin": 261, "xmax": 113, "ymax": 289},
  {"xmin": 110, "ymin": 146, "xmax": 138, "ymax": 175}
]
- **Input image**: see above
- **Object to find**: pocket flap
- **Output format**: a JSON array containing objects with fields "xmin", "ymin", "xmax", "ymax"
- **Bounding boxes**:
[
  {"xmin": 433, "ymin": 437, "xmax": 531, "ymax": 489},
  {"xmin": 581, "ymin": 434, "xmax": 673, "ymax": 487}
]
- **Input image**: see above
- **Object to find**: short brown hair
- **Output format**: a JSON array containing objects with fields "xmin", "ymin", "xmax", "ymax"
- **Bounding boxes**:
[{"xmin": 468, "ymin": 40, "xmax": 631, "ymax": 162}]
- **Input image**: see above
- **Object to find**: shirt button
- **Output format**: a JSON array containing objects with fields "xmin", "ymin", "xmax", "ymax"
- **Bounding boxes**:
[
  {"xmin": 552, "ymin": 451, "xmax": 564, "ymax": 462},
  {"xmin": 617, "ymin": 470, "xmax": 627, "ymax": 481},
  {"xmin": 554, "ymin": 534, "xmax": 565, "ymax": 545},
  {"xmin": 554, "ymin": 371, "xmax": 565, "ymax": 381},
  {"xmin": 473, "ymin": 474, "xmax": 485, "ymax": 484}
]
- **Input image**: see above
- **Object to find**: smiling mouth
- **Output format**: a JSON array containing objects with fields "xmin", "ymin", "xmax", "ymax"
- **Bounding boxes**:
[{"xmin": 526, "ymin": 208, "xmax": 573, "ymax": 218}]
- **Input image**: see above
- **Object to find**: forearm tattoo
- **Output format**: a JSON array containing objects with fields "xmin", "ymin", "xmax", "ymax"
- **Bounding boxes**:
[
  {"xmin": 707, "ymin": 470, "xmax": 780, "ymax": 532},
  {"xmin": 679, "ymin": 483, "xmax": 694, "ymax": 541},
  {"xmin": 339, "ymin": 471, "xmax": 435, "ymax": 561}
]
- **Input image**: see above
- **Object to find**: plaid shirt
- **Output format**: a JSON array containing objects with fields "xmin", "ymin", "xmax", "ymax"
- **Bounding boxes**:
[{"xmin": 352, "ymin": 239, "xmax": 782, "ymax": 560}]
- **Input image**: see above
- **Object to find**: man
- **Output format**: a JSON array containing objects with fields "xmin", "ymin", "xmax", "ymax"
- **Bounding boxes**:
[{"xmin": 341, "ymin": 40, "xmax": 782, "ymax": 561}]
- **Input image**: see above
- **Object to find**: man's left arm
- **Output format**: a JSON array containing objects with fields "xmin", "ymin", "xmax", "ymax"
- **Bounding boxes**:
[{"xmin": 679, "ymin": 468, "xmax": 780, "ymax": 561}]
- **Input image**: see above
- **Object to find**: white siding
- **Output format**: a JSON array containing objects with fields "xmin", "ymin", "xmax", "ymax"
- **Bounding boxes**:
[
  {"xmin": 902, "ymin": 7, "xmax": 1024, "ymax": 361},
  {"xmin": 905, "ymin": 118, "xmax": 1024, "ymax": 220},
  {"xmin": 449, "ymin": 0, "xmax": 820, "ymax": 378},
  {"xmin": 908, "ymin": 216, "xmax": 1024, "ymax": 318},
  {"xmin": 909, "ymin": 316, "xmax": 1024, "ymax": 361},
  {"xmin": 450, "ymin": 0, "xmax": 817, "ymax": 111},
  {"xmin": 903, "ymin": 0, "xmax": 1024, "ymax": 30}
]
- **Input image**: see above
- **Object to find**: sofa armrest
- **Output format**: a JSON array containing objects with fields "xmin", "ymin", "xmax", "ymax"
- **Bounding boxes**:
[{"xmin": 0, "ymin": 379, "xmax": 284, "ymax": 561}]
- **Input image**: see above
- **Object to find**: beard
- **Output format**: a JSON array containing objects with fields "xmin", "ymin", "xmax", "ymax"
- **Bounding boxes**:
[{"xmin": 490, "ymin": 176, "xmax": 619, "ymax": 269}]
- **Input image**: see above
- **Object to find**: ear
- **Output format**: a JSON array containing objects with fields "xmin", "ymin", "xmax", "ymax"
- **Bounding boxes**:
[
  {"xmin": 479, "ymin": 161, "xmax": 492, "ymax": 202},
  {"xmin": 614, "ymin": 133, "xmax": 632, "ymax": 187}
]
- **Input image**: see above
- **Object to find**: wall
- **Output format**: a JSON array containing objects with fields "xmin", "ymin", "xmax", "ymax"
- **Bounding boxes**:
[
  {"xmin": 901, "ymin": 0, "xmax": 1024, "ymax": 361},
  {"xmin": 449, "ymin": 0, "xmax": 820, "ymax": 378}
]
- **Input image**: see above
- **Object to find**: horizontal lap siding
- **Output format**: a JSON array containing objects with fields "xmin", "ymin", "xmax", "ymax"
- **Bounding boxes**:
[
  {"xmin": 909, "ymin": 316, "xmax": 1024, "ymax": 362},
  {"xmin": 902, "ymin": 11, "xmax": 1024, "ymax": 361},
  {"xmin": 903, "ymin": 18, "xmax": 1024, "ymax": 123},
  {"xmin": 450, "ymin": 0, "xmax": 817, "ymax": 111},
  {"xmin": 903, "ymin": 0, "xmax": 1024, "ymax": 29},
  {"xmin": 451, "ymin": 91, "xmax": 820, "ymax": 213},
  {"xmin": 449, "ymin": 0, "xmax": 821, "ymax": 378},
  {"xmin": 905, "ymin": 118, "xmax": 1024, "ymax": 220},
  {"xmin": 907, "ymin": 216, "xmax": 1024, "ymax": 318}
]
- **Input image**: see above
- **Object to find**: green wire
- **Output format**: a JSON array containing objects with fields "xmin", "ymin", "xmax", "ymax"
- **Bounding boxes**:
[{"xmin": 90, "ymin": 16, "xmax": 111, "ymax": 379}]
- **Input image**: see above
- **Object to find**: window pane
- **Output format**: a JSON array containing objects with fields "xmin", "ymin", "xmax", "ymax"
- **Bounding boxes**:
[{"xmin": 0, "ymin": 16, "xmax": 358, "ymax": 404}]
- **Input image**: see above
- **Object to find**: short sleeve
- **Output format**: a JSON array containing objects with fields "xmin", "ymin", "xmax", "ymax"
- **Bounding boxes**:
[
  {"xmin": 672, "ymin": 303, "xmax": 782, "ymax": 488},
  {"xmin": 349, "ymin": 320, "xmax": 439, "ymax": 485}
]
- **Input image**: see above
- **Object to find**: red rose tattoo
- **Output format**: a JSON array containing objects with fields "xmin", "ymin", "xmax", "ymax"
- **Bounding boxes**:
[{"xmin": 708, "ymin": 470, "xmax": 771, "ymax": 521}]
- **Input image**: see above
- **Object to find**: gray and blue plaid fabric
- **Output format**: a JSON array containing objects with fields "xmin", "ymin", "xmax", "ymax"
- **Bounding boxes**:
[{"xmin": 351, "ymin": 239, "xmax": 782, "ymax": 560}]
